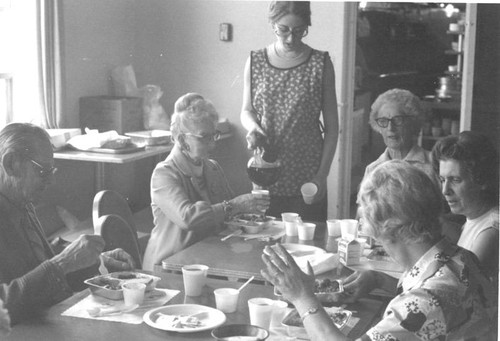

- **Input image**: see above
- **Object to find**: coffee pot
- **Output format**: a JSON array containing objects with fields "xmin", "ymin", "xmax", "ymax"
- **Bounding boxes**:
[{"xmin": 246, "ymin": 132, "xmax": 281, "ymax": 188}]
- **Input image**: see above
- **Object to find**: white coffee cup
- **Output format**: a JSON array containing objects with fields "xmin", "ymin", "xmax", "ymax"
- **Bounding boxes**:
[
  {"xmin": 248, "ymin": 297, "xmax": 275, "ymax": 330},
  {"xmin": 271, "ymin": 300, "xmax": 288, "ymax": 327},
  {"xmin": 122, "ymin": 282, "xmax": 146, "ymax": 306},
  {"xmin": 281, "ymin": 212, "xmax": 299, "ymax": 236},
  {"xmin": 214, "ymin": 288, "xmax": 239, "ymax": 313},
  {"xmin": 326, "ymin": 219, "xmax": 342, "ymax": 237},
  {"xmin": 300, "ymin": 182, "xmax": 318, "ymax": 205},
  {"xmin": 340, "ymin": 219, "xmax": 359, "ymax": 241},
  {"xmin": 298, "ymin": 222, "xmax": 316, "ymax": 240},
  {"xmin": 182, "ymin": 264, "xmax": 209, "ymax": 296}
]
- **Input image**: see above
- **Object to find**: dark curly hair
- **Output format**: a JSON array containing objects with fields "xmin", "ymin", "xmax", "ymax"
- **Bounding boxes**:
[{"xmin": 431, "ymin": 131, "xmax": 499, "ymax": 205}]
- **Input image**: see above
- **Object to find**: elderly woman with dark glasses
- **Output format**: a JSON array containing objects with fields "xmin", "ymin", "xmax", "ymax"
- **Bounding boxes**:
[
  {"xmin": 143, "ymin": 93, "xmax": 270, "ymax": 270},
  {"xmin": 240, "ymin": 1, "xmax": 339, "ymax": 221},
  {"xmin": 363, "ymin": 88, "xmax": 438, "ymax": 186}
]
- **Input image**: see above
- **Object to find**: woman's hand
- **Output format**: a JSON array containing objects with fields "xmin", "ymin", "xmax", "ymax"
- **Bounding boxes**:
[
  {"xmin": 335, "ymin": 270, "xmax": 379, "ymax": 303},
  {"xmin": 309, "ymin": 174, "xmax": 327, "ymax": 203},
  {"xmin": 261, "ymin": 244, "xmax": 316, "ymax": 304},
  {"xmin": 246, "ymin": 126, "xmax": 267, "ymax": 150},
  {"xmin": 230, "ymin": 192, "xmax": 270, "ymax": 215}
]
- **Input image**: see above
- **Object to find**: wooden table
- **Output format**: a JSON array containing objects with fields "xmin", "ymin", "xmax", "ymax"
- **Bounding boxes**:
[
  {"xmin": 7, "ymin": 271, "xmax": 386, "ymax": 340},
  {"xmin": 161, "ymin": 222, "xmax": 339, "ymax": 282},
  {"xmin": 54, "ymin": 145, "xmax": 173, "ymax": 192}
]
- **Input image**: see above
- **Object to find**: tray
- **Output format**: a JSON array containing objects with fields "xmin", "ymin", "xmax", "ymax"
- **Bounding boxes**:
[
  {"xmin": 84, "ymin": 271, "xmax": 161, "ymax": 300},
  {"xmin": 71, "ymin": 144, "xmax": 145, "ymax": 154},
  {"xmin": 125, "ymin": 130, "xmax": 172, "ymax": 146},
  {"xmin": 282, "ymin": 307, "xmax": 351, "ymax": 339}
]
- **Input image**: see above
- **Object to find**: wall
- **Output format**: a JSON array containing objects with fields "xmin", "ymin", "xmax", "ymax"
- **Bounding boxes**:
[{"xmin": 54, "ymin": 0, "xmax": 348, "ymax": 221}]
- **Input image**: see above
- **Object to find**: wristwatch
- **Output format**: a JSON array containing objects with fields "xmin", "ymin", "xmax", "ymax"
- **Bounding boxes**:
[
  {"xmin": 301, "ymin": 306, "xmax": 319, "ymax": 321},
  {"xmin": 222, "ymin": 200, "xmax": 233, "ymax": 218}
]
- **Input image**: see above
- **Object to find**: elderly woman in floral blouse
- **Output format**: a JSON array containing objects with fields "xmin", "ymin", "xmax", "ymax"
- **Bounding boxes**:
[{"xmin": 262, "ymin": 160, "xmax": 496, "ymax": 340}]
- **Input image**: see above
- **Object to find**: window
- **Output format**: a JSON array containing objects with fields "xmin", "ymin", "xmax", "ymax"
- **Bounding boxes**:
[{"xmin": 0, "ymin": 1, "xmax": 43, "ymax": 127}]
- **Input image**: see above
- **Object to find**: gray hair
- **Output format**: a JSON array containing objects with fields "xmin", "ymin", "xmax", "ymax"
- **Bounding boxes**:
[
  {"xmin": 357, "ymin": 160, "xmax": 442, "ymax": 244},
  {"xmin": 369, "ymin": 89, "xmax": 427, "ymax": 136},
  {"xmin": 0, "ymin": 123, "xmax": 51, "ymax": 183},
  {"xmin": 170, "ymin": 93, "xmax": 219, "ymax": 141},
  {"xmin": 268, "ymin": 1, "xmax": 311, "ymax": 26}
]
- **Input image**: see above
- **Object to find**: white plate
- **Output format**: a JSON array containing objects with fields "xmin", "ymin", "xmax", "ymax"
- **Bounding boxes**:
[
  {"xmin": 265, "ymin": 243, "xmax": 326, "ymax": 258},
  {"xmin": 143, "ymin": 304, "xmax": 226, "ymax": 333}
]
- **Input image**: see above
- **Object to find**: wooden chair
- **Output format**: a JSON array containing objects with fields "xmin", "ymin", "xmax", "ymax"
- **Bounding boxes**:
[
  {"xmin": 92, "ymin": 190, "xmax": 150, "ymax": 256},
  {"xmin": 94, "ymin": 214, "xmax": 142, "ymax": 269}
]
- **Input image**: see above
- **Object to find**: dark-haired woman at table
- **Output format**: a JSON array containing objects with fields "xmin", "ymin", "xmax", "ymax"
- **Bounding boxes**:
[{"xmin": 432, "ymin": 131, "xmax": 499, "ymax": 283}]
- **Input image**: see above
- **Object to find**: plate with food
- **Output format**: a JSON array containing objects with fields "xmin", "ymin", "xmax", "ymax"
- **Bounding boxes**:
[
  {"xmin": 282, "ymin": 307, "xmax": 352, "ymax": 339},
  {"xmin": 265, "ymin": 243, "xmax": 326, "ymax": 258},
  {"xmin": 143, "ymin": 304, "xmax": 226, "ymax": 333},
  {"xmin": 84, "ymin": 272, "xmax": 161, "ymax": 300},
  {"xmin": 226, "ymin": 213, "xmax": 276, "ymax": 234},
  {"xmin": 275, "ymin": 278, "xmax": 344, "ymax": 307}
]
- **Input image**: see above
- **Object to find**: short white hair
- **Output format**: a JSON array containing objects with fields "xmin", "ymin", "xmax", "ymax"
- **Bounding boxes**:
[{"xmin": 170, "ymin": 93, "xmax": 218, "ymax": 140}]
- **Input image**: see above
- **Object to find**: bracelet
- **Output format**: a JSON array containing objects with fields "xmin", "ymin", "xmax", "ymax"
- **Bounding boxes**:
[
  {"xmin": 222, "ymin": 200, "xmax": 233, "ymax": 218},
  {"xmin": 301, "ymin": 306, "xmax": 319, "ymax": 321}
]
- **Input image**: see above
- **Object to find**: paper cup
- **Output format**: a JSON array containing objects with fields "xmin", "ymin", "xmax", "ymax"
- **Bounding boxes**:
[
  {"xmin": 298, "ymin": 222, "xmax": 316, "ymax": 240},
  {"xmin": 271, "ymin": 300, "xmax": 288, "ymax": 327},
  {"xmin": 214, "ymin": 288, "xmax": 239, "ymax": 313},
  {"xmin": 340, "ymin": 219, "xmax": 359, "ymax": 241},
  {"xmin": 182, "ymin": 264, "xmax": 208, "ymax": 296},
  {"xmin": 122, "ymin": 282, "xmax": 146, "ymax": 306},
  {"xmin": 326, "ymin": 219, "xmax": 342, "ymax": 237},
  {"xmin": 248, "ymin": 297, "xmax": 275, "ymax": 330},
  {"xmin": 281, "ymin": 212, "xmax": 299, "ymax": 236},
  {"xmin": 251, "ymin": 189, "xmax": 270, "ymax": 197},
  {"xmin": 300, "ymin": 182, "xmax": 318, "ymax": 205}
]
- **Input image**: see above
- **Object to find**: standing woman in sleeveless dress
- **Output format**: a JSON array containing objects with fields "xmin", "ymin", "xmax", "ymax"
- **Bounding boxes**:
[{"xmin": 240, "ymin": 1, "xmax": 339, "ymax": 221}]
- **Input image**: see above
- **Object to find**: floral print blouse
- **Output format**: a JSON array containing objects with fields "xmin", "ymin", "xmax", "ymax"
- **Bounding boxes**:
[{"xmin": 366, "ymin": 238, "xmax": 497, "ymax": 341}]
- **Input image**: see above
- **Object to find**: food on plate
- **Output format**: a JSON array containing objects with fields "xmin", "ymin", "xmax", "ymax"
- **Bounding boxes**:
[
  {"xmin": 367, "ymin": 246, "xmax": 391, "ymax": 261},
  {"xmin": 314, "ymin": 278, "xmax": 343, "ymax": 294},
  {"xmin": 89, "ymin": 277, "xmax": 122, "ymax": 290},
  {"xmin": 156, "ymin": 313, "xmax": 203, "ymax": 329},
  {"xmin": 282, "ymin": 308, "xmax": 350, "ymax": 329},
  {"xmin": 231, "ymin": 214, "xmax": 275, "ymax": 225}
]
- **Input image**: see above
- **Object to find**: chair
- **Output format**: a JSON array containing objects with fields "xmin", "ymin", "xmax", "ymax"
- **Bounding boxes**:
[
  {"xmin": 94, "ymin": 214, "xmax": 142, "ymax": 269},
  {"xmin": 92, "ymin": 190, "xmax": 150, "ymax": 256}
]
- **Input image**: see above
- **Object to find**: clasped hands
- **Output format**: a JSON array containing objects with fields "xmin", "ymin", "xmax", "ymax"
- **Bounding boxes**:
[{"xmin": 51, "ymin": 234, "xmax": 135, "ymax": 275}]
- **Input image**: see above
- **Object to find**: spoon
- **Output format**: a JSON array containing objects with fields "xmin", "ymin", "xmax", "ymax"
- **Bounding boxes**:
[
  {"xmin": 87, "ymin": 303, "xmax": 139, "ymax": 317},
  {"xmin": 238, "ymin": 276, "xmax": 255, "ymax": 292},
  {"xmin": 221, "ymin": 229, "xmax": 242, "ymax": 241}
]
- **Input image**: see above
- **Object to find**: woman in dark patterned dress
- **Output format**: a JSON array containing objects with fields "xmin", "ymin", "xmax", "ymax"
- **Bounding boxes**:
[{"xmin": 240, "ymin": 1, "xmax": 339, "ymax": 221}]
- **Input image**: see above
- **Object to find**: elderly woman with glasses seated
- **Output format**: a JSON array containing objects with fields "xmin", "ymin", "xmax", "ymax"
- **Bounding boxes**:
[
  {"xmin": 262, "ymin": 160, "xmax": 496, "ymax": 340},
  {"xmin": 142, "ymin": 93, "xmax": 270, "ymax": 270},
  {"xmin": 364, "ymin": 88, "xmax": 438, "ymax": 185}
]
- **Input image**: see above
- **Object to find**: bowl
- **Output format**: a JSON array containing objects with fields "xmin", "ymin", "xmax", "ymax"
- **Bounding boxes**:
[
  {"xmin": 274, "ymin": 278, "xmax": 344, "ymax": 307},
  {"xmin": 226, "ymin": 214, "xmax": 276, "ymax": 234},
  {"xmin": 211, "ymin": 324, "xmax": 269, "ymax": 340},
  {"xmin": 282, "ymin": 308, "xmax": 351, "ymax": 339}
]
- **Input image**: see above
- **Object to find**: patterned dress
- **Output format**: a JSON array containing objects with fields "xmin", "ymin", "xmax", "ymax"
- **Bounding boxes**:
[
  {"xmin": 367, "ymin": 238, "xmax": 497, "ymax": 341},
  {"xmin": 250, "ymin": 48, "xmax": 327, "ymax": 197}
]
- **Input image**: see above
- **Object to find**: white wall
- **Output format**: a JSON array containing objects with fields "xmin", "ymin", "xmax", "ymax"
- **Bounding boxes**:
[{"xmin": 58, "ymin": 0, "xmax": 349, "ymax": 217}]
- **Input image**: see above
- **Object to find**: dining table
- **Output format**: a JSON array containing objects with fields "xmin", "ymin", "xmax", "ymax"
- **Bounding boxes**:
[{"xmin": 7, "ymin": 270, "xmax": 386, "ymax": 340}]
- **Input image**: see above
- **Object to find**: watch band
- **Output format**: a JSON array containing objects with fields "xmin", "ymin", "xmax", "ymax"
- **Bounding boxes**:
[
  {"xmin": 222, "ymin": 200, "xmax": 233, "ymax": 218},
  {"xmin": 301, "ymin": 306, "xmax": 319, "ymax": 321}
]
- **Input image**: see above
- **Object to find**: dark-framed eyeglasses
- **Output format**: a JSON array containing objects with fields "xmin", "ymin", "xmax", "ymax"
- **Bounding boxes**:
[
  {"xmin": 273, "ymin": 23, "xmax": 308, "ymax": 38},
  {"xmin": 183, "ymin": 130, "xmax": 221, "ymax": 142},
  {"xmin": 29, "ymin": 159, "xmax": 57, "ymax": 178},
  {"xmin": 375, "ymin": 115, "xmax": 411, "ymax": 128}
]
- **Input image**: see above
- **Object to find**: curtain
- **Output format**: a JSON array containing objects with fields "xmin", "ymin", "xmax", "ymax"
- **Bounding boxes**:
[{"xmin": 37, "ymin": 0, "xmax": 63, "ymax": 129}]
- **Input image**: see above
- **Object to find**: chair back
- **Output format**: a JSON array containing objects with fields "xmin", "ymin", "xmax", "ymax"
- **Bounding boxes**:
[
  {"xmin": 94, "ymin": 214, "xmax": 142, "ymax": 268},
  {"xmin": 93, "ymin": 190, "xmax": 137, "ymax": 233}
]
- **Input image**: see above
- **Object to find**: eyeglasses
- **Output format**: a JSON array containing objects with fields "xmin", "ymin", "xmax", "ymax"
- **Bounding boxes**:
[
  {"xmin": 183, "ymin": 131, "xmax": 221, "ymax": 142},
  {"xmin": 273, "ymin": 23, "xmax": 308, "ymax": 38},
  {"xmin": 374, "ymin": 115, "xmax": 412, "ymax": 128},
  {"xmin": 29, "ymin": 159, "xmax": 57, "ymax": 178}
]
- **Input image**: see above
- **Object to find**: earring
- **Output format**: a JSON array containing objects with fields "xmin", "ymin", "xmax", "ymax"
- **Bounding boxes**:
[{"xmin": 182, "ymin": 143, "xmax": 190, "ymax": 152}]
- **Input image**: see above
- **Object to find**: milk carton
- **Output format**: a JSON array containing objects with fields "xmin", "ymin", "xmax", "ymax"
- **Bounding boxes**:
[{"xmin": 338, "ymin": 238, "xmax": 362, "ymax": 266}]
